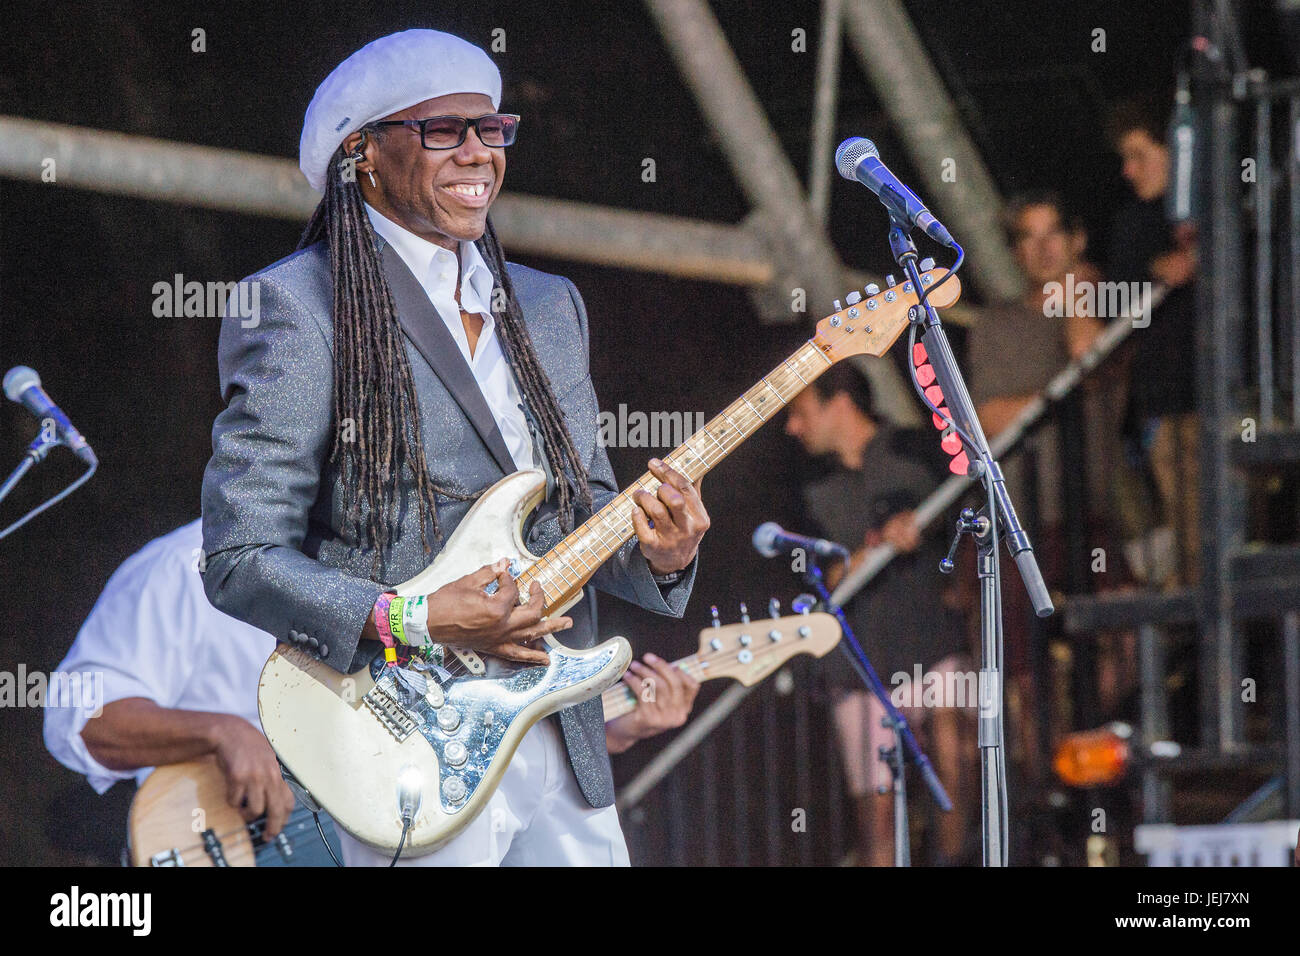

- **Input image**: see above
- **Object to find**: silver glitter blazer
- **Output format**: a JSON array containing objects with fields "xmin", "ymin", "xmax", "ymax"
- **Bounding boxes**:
[{"xmin": 200, "ymin": 236, "xmax": 697, "ymax": 808}]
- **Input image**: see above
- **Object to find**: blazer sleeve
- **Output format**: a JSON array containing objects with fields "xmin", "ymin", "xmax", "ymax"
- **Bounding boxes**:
[
  {"xmin": 200, "ymin": 276, "xmax": 384, "ymax": 673},
  {"xmin": 558, "ymin": 275, "xmax": 698, "ymax": 619}
]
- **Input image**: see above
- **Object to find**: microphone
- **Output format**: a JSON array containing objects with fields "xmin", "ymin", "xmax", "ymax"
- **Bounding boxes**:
[
  {"xmin": 4, "ymin": 366, "xmax": 96, "ymax": 464},
  {"xmin": 835, "ymin": 137, "xmax": 956, "ymax": 247},
  {"xmin": 752, "ymin": 522, "xmax": 850, "ymax": 561}
]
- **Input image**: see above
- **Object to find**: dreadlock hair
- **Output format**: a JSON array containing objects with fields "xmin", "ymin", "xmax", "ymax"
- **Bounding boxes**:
[
  {"xmin": 298, "ymin": 135, "xmax": 593, "ymax": 578},
  {"xmin": 475, "ymin": 216, "xmax": 594, "ymax": 529}
]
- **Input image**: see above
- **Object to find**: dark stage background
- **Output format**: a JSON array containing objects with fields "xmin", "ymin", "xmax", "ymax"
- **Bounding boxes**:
[{"xmin": 1, "ymin": 1, "xmax": 1289, "ymax": 865}]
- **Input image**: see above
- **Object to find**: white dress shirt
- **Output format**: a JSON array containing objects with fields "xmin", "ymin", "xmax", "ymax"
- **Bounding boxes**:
[
  {"xmin": 43, "ymin": 520, "xmax": 275, "ymax": 792},
  {"xmin": 365, "ymin": 203, "xmax": 534, "ymax": 472}
]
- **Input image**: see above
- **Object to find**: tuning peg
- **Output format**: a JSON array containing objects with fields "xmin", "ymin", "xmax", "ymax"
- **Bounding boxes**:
[
  {"xmin": 845, "ymin": 291, "xmax": 861, "ymax": 305},
  {"xmin": 710, "ymin": 605, "xmax": 720, "ymax": 628},
  {"xmin": 865, "ymin": 283, "xmax": 881, "ymax": 296},
  {"xmin": 768, "ymin": 597, "xmax": 781, "ymax": 618},
  {"xmin": 920, "ymin": 257, "xmax": 936, "ymax": 271},
  {"xmin": 739, "ymin": 602, "xmax": 750, "ymax": 624},
  {"xmin": 886, "ymin": 274, "xmax": 897, "ymax": 287},
  {"xmin": 791, "ymin": 593, "xmax": 817, "ymax": 614},
  {"xmin": 833, "ymin": 299, "xmax": 842, "ymax": 312}
]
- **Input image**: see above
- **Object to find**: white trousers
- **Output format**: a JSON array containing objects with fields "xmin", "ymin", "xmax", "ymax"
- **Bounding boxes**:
[{"xmin": 337, "ymin": 716, "xmax": 630, "ymax": 866}]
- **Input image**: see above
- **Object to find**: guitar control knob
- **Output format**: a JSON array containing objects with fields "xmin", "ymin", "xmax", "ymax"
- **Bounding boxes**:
[
  {"xmin": 920, "ymin": 257, "xmax": 936, "ymax": 271},
  {"xmin": 426, "ymin": 683, "xmax": 445, "ymax": 708},
  {"xmin": 886, "ymin": 274, "xmax": 897, "ymax": 287},
  {"xmin": 845, "ymin": 291, "xmax": 861, "ymax": 305},
  {"xmin": 865, "ymin": 283, "xmax": 881, "ymax": 296},
  {"xmin": 436, "ymin": 707, "xmax": 461, "ymax": 733},
  {"xmin": 442, "ymin": 776, "xmax": 468, "ymax": 805},
  {"xmin": 444, "ymin": 740, "xmax": 468, "ymax": 767}
]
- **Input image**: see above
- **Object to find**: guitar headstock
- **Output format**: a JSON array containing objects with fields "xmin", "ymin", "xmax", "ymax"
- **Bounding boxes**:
[
  {"xmin": 695, "ymin": 608, "xmax": 841, "ymax": 686},
  {"xmin": 813, "ymin": 263, "xmax": 962, "ymax": 362}
]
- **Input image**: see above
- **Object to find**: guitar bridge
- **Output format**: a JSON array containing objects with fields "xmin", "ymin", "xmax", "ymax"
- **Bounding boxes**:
[{"xmin": 363, "ymin": 681, "xmax": 418, "ymax": 742}]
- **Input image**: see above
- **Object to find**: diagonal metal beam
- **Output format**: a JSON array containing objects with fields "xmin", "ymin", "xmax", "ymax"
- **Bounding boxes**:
[
  {"xmin": 809, "ymin": 0, "xmax": 846, "ymax": 227},
  {"xmin": 843, "ymin": 0, "xmax": 1023, "ymax": 301},
  {"xmin": 0, "ymin": 115, "xmax": 775, "ymax": 285},
  {"xmin": 643, "ymin": 0, "xmax": 919, "ymax": 424},
  {"xmin": 0, "ymin": 115, "xmax": 982, "ymax": 335}
]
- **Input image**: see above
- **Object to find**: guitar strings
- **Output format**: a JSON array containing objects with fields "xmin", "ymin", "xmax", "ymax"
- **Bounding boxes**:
[
  {"xmin": 156, "ymin": 805, "xmax": 319, "ymax": 861},
  {"xmin": 403, "ymin": 300, "xmax": 890, "ymax": 684}
]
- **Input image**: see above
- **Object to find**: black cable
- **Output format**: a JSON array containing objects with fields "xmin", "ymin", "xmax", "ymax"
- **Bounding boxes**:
[
  {"xmin": 312, "ymin": 811, "xmax": 344, "ymax": 867},
  {"xmin": 389, "ymin": 821, "xmax": 411, "ymax": 867},
  {"xmin": 915, "ymin": 241, "xmax": 965, "ymax": 315}
]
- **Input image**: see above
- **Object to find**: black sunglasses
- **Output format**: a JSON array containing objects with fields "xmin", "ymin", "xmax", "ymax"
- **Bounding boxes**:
[{"xmin": 368, "ymin": 113, "xmax": 521, "ymax": 150}]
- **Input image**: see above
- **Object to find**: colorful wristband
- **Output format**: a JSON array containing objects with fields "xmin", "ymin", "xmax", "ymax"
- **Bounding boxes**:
[
  {"xmin": 373, "ymin": 591, "xmax": 398, "ymax": 664},
  {"xmin": 388, "ymin": 594, "xmax": 409, "ymax": 645}
]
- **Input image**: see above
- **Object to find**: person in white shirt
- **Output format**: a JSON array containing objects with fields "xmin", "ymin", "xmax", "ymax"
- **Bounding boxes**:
[
  {"xmin": 43, "ymin": 521, "xmax": 296, "ymax": 835},
  {"xmin": 44, "ymin": 520, "xmax": 701, "ymax": 859}
]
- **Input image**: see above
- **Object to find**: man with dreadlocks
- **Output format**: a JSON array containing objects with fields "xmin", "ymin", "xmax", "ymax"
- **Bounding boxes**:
[{"xmin": 200, "ymin": 29, "xmax": 708, "ymax": 866}]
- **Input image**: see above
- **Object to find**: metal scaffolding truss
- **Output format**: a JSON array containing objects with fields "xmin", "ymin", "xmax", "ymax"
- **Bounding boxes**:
[{"xmin": 0, "ymin": 1, "xmax": 1008, "ymax": 425}]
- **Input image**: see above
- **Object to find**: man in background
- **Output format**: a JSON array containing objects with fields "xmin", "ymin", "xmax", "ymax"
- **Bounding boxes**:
[
  {"xmin": 784, "ymin": 364, "xmax": 969, "ymax": 866},
  {"xmin": 967, "ymin": 192, "xmax": 1115, "ymax": 774},
  {"xmin": 969, "ymin": 190, "xmax": 1105, "ymax": 542}
]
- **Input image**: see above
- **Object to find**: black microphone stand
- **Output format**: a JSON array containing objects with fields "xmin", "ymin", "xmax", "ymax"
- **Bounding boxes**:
[
  {"xmin": 801, "ymin": 557, "xmax": 952, "ymax": 868},
  {"xmin": 886, "ymin": 215, "xmax": 1054, "ymax": 867}
]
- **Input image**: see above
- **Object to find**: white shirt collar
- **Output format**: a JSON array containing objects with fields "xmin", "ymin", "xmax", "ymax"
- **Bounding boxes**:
[{"xmin": 363, "ymin": 202, "xmax": 496, "ymax": 316}]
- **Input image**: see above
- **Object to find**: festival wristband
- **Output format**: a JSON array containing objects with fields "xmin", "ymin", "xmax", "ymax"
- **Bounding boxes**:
[
  {"xmin": 403, "ymin": 594, "xmax": 432, "ymax": 646},
  {"xmin": 373, "ymin": 592, "xmax": 398, "ymax": 664},
  {"xmin": 387, "ymin": 594, "xmax": 408, "ymax": 645}
]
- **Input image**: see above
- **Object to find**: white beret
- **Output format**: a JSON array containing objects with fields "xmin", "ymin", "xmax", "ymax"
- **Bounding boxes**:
[{"xmin": 299, "ymin": 29, "xmax": 502, "ymax": 191}]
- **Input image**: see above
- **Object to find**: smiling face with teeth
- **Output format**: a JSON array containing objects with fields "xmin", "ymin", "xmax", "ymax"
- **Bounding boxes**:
[{"xmin": 344, "ymin": 91, "xmax": 505, "ymax": 254}]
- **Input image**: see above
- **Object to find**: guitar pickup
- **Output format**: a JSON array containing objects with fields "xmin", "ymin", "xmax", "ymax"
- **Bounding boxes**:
[{"xmin": 363, "ymin": 683, "xmax": 418, "ymax": 742}]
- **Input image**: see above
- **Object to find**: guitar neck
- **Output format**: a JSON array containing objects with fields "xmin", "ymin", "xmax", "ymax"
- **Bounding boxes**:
[
  {"xmin": 519, "ymin": 340, "xmax": 834, "ymax": 609},
  {"xmin": 600, "ymin": 654, "xmax": 706, "ymax": 721}
]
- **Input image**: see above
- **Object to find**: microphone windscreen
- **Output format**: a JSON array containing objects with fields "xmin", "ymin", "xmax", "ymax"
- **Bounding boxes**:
[
  {"xmin": 834, "ymin": 137, "xmax": 879, "ymax": 181},
  {"xmin": 3, "ymin": 366, "xmax": 40, "ymax": 403}
]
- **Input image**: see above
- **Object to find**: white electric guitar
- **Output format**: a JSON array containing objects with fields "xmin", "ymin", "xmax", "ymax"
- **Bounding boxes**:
[{"xmin": 258, "ymin": 267, "xmax": 961, "ymax": 856}]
